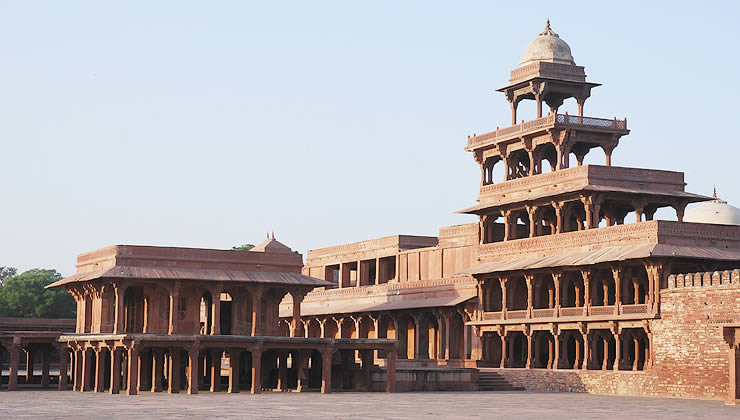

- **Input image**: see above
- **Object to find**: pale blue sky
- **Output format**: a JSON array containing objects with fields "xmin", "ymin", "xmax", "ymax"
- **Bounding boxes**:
[{"xmin": 2, "ymin": 1, "xmax": 739, "ymax": 275}]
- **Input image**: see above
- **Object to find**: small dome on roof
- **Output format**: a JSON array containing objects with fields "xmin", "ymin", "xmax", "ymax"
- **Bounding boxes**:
[
  {"xmin": 684, "ymin": 189, "xmax": 740, "ymax": 226},
  {"xmin": 520, "ymin": 20, "xmax": 575, "ymax": 67}
]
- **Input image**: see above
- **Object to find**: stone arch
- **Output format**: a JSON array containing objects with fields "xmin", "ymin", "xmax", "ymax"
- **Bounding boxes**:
[
  {"xmin": 124, "ymin": 286, "xmax": 145, "ymax": 333},
  {"xmin": 358, "ymin": 316, "xmax": 376, "ymax": 339},
  {"xmin": 591, "ymin": 268, "xmax": 615, "ymax": 306},
  {"xmin": 484, "ymin": 279, "xmax": 503, "ymax": 312},
  {"xmin": 533, "ymin": 273, "xmax": 555, "ymax": 309},
  {"xmin": 448, "ymin": 312, "xmax": 465, "ymax": 360},
  {"xmin": 324, "ymin": 318, "xmax": 339, "ymax": 339},
  {"xmin": 561, "ymin": 271, "xmax": 584, "ymax": 308},
  {"xmin": 507, "ymin": 275, "xmax": 528, "ymax": 311},
  {"xmin": 306, "ymin": 318, "xmax": 321, "ymax": 338}
]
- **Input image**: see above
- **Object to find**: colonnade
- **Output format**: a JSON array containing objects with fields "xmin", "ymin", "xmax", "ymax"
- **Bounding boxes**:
[
  {"xmin": 481, "ymin": 324, "xmax": 652, "ymax": 371},
  {"xmin": 291, "ymin": 307, "xmax": 478, "ymax": 364},
  {"xmin": 480, "ymin": 196, "xmax": 688, "ymax": 244},
  {"xmin": 65, "ymin": 340, "xmax": 397, "ymax": 395},
  {"xmin": 479, "ymin": 264, "xmax": 662, "ymax": 321},
  {"xmin": 0, "ymin": 342, "xmax": 69, "ymax": 391}
]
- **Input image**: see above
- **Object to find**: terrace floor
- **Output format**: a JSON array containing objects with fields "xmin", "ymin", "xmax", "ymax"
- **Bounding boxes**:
[{"xmin": 0, "ymin": 390, "xmax": 737, "ymax": 419}]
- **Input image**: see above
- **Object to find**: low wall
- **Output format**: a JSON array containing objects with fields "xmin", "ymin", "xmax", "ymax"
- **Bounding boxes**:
[
  {"xmin": 371, "ymin": 368, "xmax": 478, "ymax": 392},
  {"xmin": 491, "ymin": 369, "xmax": 658, "ymax": 396}
]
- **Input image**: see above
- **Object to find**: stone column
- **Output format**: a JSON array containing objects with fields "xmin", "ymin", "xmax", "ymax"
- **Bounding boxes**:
[
  {"xmin": 500, "ymin": 333, "xmax": 507, "ymax": 368},
  {"xmin": 26, "ymin": 349, "xmax": 34, "ymax": 384},
  {"xmin": 360, "ymin": 350, "xmax": 373, "ymax": 391},
  {"xmin": 613, "ymin": 331, "xmax": 621, "ymax": 371},
  {"xmin": 74, "ymin": 349, "xmax": 83, "ymax": 391},
  {"xmin": 553, "ymin": 333, "xmax": 560, "ymax": 369},
  {"xmin": 581, "ymin": 270, "xmax": 591, "ymax": 316},
  {"xmin": 94, "ymin": 347, "xmax": 107, "ymax": 392},
  {"xmin": 187, "ymin": 345, "xmax": 199, "ymax": 394},
  {"xmin": 321, "ymin": 348, "xmax": 334, "ymax": 394},
  {"xmin": 553, "ymin": 273, "xmax": 561, "ymax": 317},
  {"xmin": 110, "ymin": 348, "xmax": 122, "ymax": 394},
  {"xmin": 8, "ymin": 344, "xmax": 20, "ymax": 391},
  {"xmin": 210, "ymin": 349, "xmax": 221, "ymax": 392},
  {"xmin": 127, "ymin": 346, "xmax": 139, "ymax": 395},
  {"xmin": 168, "ymin": 348, "xmax": 180, "ymax": 394},
  {"xmin": 168, "ymin": 282, "xmax": 180, "ymax": 334},
  {"xmin": 57, "ymin": 345, "xmax": 69, "ymax": 391},
  {"xmin": 292, "ymin": 292, "xmax": 306, "ymax": 337},
  {"xmin": 41, "ymin": 348, "xmax": 50, "ymax": 387},
  {"xmin": 114, "ymin": 283, "xmax": 127, "ymax": 334},
  {"xmin": 502, "ymin": 210, "xmax": 512, "ymax": 241},
  {"xmin": 152, "ymin": 349, "xmax": 165, "ymax": 392},
  {"xmin": 385, "ymin": 349, "xmax": 397, "ymax": 393},
  {"xmin": 413, "ymin": 316, "xmax": 421, "ymax": 359},
  {"xmin": 613, "ymin": 269, "xmax": 622, "ymax": 315},
  {"xmin": 277, "ymin": 351, "xmax": 288, "ymax": 391},
  {"xmin": 525, "ymin": 330, "xmax": 533, "ymax": 369},
  {"xmin": 251, "ymin": 347, "xmax": 262, "ymax": 394},
  {"xmin": 228, "ymin": 349, "xmax": 241, "ymax": 393},
  {"xmin": 582, "ymin": 332, "xmax": 590, "ymax": 370},
  {"xmin": 526, "ymin": 275, "xmax": 534, "ymax": 318},
  {"xmin": 296, "ymin": 351, "xmax": 309, "ymax": 391},
  {"xmin": 444, "ymin": 314, "xmax": 451, "ymax": 360},
  {"xmin": 500, "ymin": 277, "xmax": 508, "ymax": 319},
  {"xmin": 251, "ymin": 286, "xmax": 264, "ymax": 336},
  {"xmin": 82, "ymin": 348, "xmax": 93, "ymax": 392},
  {"xmin": 211, "ymin": 288, "xmax": 221, "ymax": 335}
]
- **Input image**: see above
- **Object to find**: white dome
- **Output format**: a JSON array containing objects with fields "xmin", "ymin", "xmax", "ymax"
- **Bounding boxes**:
[
  {"xmin": 684, "ymin": 198, "xmax": 740, "ymax": 226},
  {"xmin": 520, "ymin": 20, "xmax": 575, "ymax": 67}
]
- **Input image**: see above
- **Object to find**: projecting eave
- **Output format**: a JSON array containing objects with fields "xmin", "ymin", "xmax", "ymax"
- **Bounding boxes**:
[
  {"xmin": 459, "ymin": 244, "xmax": 740, "ymax": 276},
  {"xmin": 46, "ymin": 266, "xmax": 330, "ymax": 289},
  {"xmin": 456, "ymin": 188, "xmax": 712, "ymax": 215},
  {"xmin": 496, "ymin": 78, "xmax": 600, "ymax": 93}
]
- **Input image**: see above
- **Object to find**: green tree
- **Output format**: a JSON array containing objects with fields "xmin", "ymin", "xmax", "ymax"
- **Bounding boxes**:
[
  {"xmin": 0, "ymin": 269, "xmax": 75, "ymax": 318},
  {"xmin": 0, "ymin": 266, "xmax": 17, "ymax": 286},
  {"xmin": 232, "ymin": 244, "xmax": 255, "ymax": 251}
]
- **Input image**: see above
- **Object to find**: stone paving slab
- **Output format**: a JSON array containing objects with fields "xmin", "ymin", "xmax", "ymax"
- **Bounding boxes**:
[{"xmin": 0, "ymin": 390, "xmax": 737, "ymax": 419}]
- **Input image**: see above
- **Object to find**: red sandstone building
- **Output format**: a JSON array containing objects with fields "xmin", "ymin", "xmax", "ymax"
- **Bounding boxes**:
[
  {"xmin": 1, "ymin": 21, "xmax": 739, "ymax": 403},
  {"xmin": 281, "ymin": 22, "xmax": 740, "ymax": 403}
]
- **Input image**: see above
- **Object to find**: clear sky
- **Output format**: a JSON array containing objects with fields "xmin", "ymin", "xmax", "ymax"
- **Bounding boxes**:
[{"xmin": 2, "ymin": 1, "xmax": 739, "ymax": 276}]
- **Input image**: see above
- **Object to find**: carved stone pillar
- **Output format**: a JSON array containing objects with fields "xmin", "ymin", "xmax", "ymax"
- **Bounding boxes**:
[
  {"xmin": 321, "ymin": 348, "xmax": 334, "ymax": 394},
  {"xmin": 110, "ymin": 347, "xmax": 121, "ymax": 394},
  {"xmin": 228, "ymin": 349, "xmax": 241, "ymax": 393},
  {"xmin": 126, "ymin": 345, "xmax": 139, "ymax": 395},
  {"xmin": 7, "ymin": 344, "xmax": 20, "ymax": 391},
  {"xmin": 94, "ymin": 346, "xmax": 107, "ymax": 392},
  {"xmin": 251, "ymin": 347, "xmax": 262, "ymax": 394},
  {"xmin": 251, "ymin": 285, "xmax": 265, "ymax": 336},
  {"xmin": 187, "ymin": 345, "xmax": 199, "ymax": 394},
  {"xmin": 168, "ymin": 348, "xmax": 180, "ymax": 394},
  {"xmin": 292, "ymin": 292, "xmax": 306, "ymax": 338},
  {"xmin": 386, "ymin": 349, "xmax": 397, "ymax": 393}
]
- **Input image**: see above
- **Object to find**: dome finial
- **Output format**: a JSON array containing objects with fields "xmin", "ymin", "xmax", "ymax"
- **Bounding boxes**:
[
  {"xmin": 539, "ymin": 19, "xmax": 558, "ymax": 37},
  {"xmin": 713, "ymin": 185, "xmax": 717, "ymax": 199}
]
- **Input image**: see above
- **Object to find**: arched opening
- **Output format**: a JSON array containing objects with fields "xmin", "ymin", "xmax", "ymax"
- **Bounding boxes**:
[
  {"xmin": 624, "ymin": 267, "xmax": 649, "ymax": 305},
  {"xmin": 220, "ymin": 291, "xmax": 233, "ymax": 335},
  {"xmin": 324, "ymin": 318, "xmax": 339, "ymax": 339},
  {"xmin": 591, "ymin": 269, "xmax": 615, "ymax": 307},
  {"xmin": 396, "ymin": 315, "xmax": 416, "ymax": 359},
  {"xmin": 562, "ymin": 200, "xmax": 586, "ymax": 232},
  {"xmin": 507, "ymin": 149, "xmax": 531, "ymax": 180},
  {"xmin": 510, "ymin": 209, "xmax": 530, "ymax": 240},
  {"xmin": 622, "ymin": 328, "xmax": 650, "ymax": 371},
  {"xmin": 532, "ymin": 330, "xmax": 555, "ymax": 368},
  {"xmin": 590, "ymin": 330, "xmax": 616, "ymax": 370},
  {"xmin": 533, "ymin": 274, "xmax": 555, "ymax": 309},
  {"xmin": 448, "ymin": 313, "xmax": 465, "ymax": 360},
  {"xmin": 483, "ymin": 279, "xmax": 503, "ymax": 312},
  {"xmin": 417, "ymin": 313, "xmax": 439, "ymax": 359},
  {"xmin": 358, "ymin": 317, "xmax": 376, "ymax": 339},
  {"xmin": 278, "ymin": 320, "xmax": 291, "ymax": 337},
  {"xmin": 561, "ymin": 272, "xmax": 584, "ymax": 308},
  {"xmin": 534, "ymin": 143, "xmax": 557, "ymax": 174},
  {"xmin": 507, "ymin": 331, "xmax": 527, "ymax": 368},
  {"xmin": 507, "ymin": 276, "xmax": 528, "ymax": 311},
  {"xmin": 482, "ymin": 156, "xmax": 502, "ymax": 185},
  {"xmin": 199, "ymin": 292, "xmax": 213, "ymax": 335},
  {"xmin": 124, "ymin": 287, "xmax": 145, "ymax": 333},
  {"xmin": 561, "ymin": 330, "xmax": 584, "ymax": 369},
  {"xmin": 306, "ymin": 318, "xmax": 321, "ymax": 338},
  {"xmin": 340, "ymin": 318, "xmax": 356, "ymax": 339},
  {"xmin": 481, "ymin": 214, "xmax": 506, "ymax": 244},
  {"xmin": 483, "ymin": 332, "xmax": 503, "ymax": 366}
]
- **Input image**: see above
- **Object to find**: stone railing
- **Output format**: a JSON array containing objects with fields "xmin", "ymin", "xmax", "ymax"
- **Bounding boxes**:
[
  {"xmin": 589, "ymin": 305, "xmax": 616, "ymax": 316},
  {"xmin": 479, "ymin": 302, "xmax": 653, "ymax": 323},
  {"xmin": 532, "ymin": 308, "xmax": 555, "ymax": 318},
  {"xmin": 559, "ymin": 307, "xmax": 584, "ymax": 317},
  {"xmin": 668, "ymin": 269, "xmax": 740, "ymax": 289},
  {"xmin": 466, "ymin": 114, "xmax": 628, "ymax": 149},
  {"xmin": 621, "ymin": 303, "xmax": 649, "ymax": 315},
  {"xmin": 507, "ymin": 310, "xmax": 528, "ymax": 319}
]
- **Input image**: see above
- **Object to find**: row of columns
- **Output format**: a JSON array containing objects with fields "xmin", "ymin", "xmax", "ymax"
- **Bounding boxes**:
[
  {"xmin": 482, "ymin": 266, "xmax": 659, "ymax": 320},
  {"xmin": 1, "ymin": 344, "xmax": 69, "ymax": 391},
  {"xmin": 67, "ymin": 343, "xmax": 397, "ymax": 395},
  {"xmin": 490, "ymin": 325, "xmax": 652, "ymax": 371}
]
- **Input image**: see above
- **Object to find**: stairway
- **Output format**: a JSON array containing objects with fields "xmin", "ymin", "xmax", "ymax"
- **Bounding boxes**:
[{"xmin": 477, "ymin": 370, "xmax": 524, "ymax": 391}]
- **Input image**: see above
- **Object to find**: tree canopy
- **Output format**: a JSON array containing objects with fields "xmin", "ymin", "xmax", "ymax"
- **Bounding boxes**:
[
  {"xmin": 0, "ymin": 268, "xmax": 75, "ymax": 318},
  {"xmin": 232, "ymin": 244, "xmax": 255, "ymax": 251}
]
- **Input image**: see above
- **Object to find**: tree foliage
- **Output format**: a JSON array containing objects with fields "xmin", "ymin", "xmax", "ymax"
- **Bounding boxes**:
[
  {"xmin": 231, "ymin": 244, "xmax": 255, "ymax": 251},
  {"xmin": 0, "ymin": 268, "xmax": 76, "ymax": 318},
  {"xmin": 0, "ymin": 266, "xmax": 17, "ymax": 286}
]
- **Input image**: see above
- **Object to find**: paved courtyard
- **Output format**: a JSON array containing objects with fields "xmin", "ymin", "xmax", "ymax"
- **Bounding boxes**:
[{"xmin": 0, "ymin": 390, "xmax": 737, "ymax": 419}]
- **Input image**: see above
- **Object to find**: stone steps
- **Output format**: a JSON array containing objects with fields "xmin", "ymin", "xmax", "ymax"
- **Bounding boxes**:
[{"xmin": 477, "ymin": 371, "xmax": 524, "ymax": 391}]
